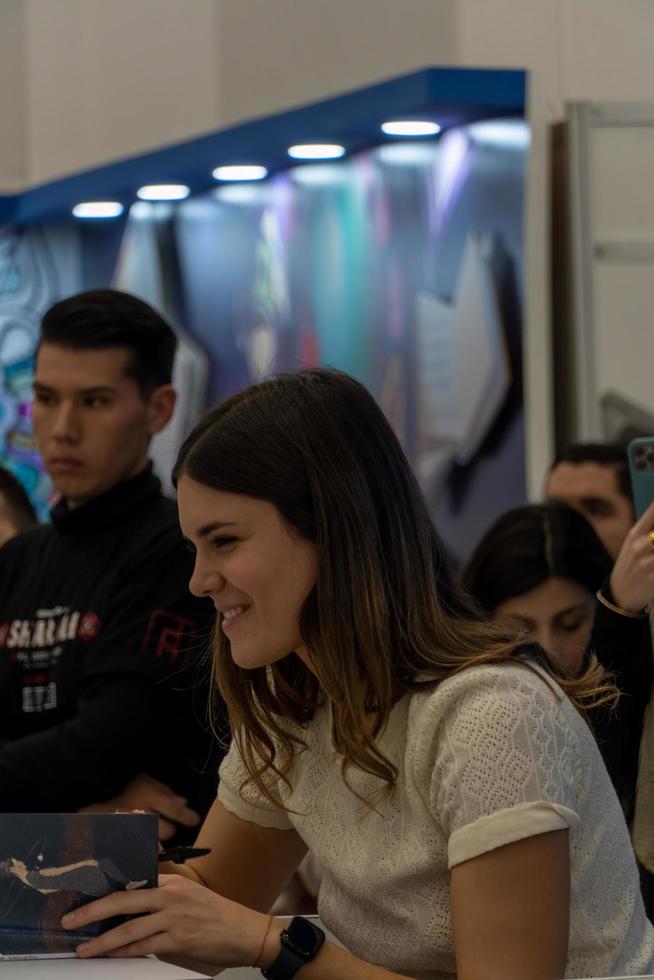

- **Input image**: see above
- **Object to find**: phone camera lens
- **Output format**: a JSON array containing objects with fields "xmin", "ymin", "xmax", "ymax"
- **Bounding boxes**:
[{"xmin": 636, "ymin": 459, "xmax": 647, "ymax": 470}]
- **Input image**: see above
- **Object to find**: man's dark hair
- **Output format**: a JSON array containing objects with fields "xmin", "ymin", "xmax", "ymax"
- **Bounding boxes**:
[
  {"xmin": 40, "ymin": 289, "xmax": 177, "ymax": 396},
  {"xmin": 550, "ymin": 442, "xmax": 631, "ymax": 500},
  {"xmin": 0, "ymin": 466, "xmax": 38, "ymax": 532}
]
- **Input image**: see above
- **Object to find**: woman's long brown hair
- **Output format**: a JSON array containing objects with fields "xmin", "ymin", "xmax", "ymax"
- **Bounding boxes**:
[{"xmin": 174, "ymin": 369, "xmax": 617, "ymax": 806}]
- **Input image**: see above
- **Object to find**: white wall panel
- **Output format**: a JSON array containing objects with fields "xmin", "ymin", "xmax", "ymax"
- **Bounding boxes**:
[
  {"xmin": 24, "ymin": 0, "xmax": 221, "ymax": 183},
  {"xmin": 215, "ymin": 0, "xmax": 457, "ymax": 126},
  {"xmin": 591, "ymin": 127, "xmax": 654, "ymax": 238},
  {"xmin": 0, "ymin": 0, "xmax": 27, "ymax": 191}
]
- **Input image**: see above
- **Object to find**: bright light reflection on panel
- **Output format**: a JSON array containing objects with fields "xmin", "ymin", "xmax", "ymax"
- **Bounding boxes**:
[
  {"xmin": 214, "ymin": 184, "xmax": 271, "ymax": 205},
  {"xmin": 431, "ymin": 129, "xmax": 470, "ymax": 233},
  {"xmin": 288, "ymin": 143, "xmax": 346, "ymax": 160},
  {"xmin": 137, "ymin": 183, "xmax": 190, "ymax": 201},
  {"xmin": 212, "ymin": 165, "xmax": 268, "ymax": 182},
  {"xmin": 72, "ymin": 201, "xmax": 124, "ymax": 218},
  {"xmin": 381, "ymin": 120, "xmax": 440, "ymax": 137},
  {"xmin": 179, "ymin": 198, "xmax": 220, "ymax": 219},
  {"xmin": 129, "ymin": 201, "xmax": 174, "ymax": 220},
  {"xmin": 375, "ymin": 142, "xmax": 439, "ymax": 167},
  {"xmin": 290, "ymin": 163, "xmax": 350, "ymax": 187},
  {"xmin": 466, "ymin": 120, "xmax": 530, "ymax": 149}
]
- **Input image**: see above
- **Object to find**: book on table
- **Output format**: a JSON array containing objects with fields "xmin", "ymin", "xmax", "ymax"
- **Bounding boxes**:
[{"xmin": 0, "ymin": 812, "xmax": 158, "ymax": 960}]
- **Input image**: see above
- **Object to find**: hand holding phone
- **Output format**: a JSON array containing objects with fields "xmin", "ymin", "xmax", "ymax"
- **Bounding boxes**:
[
  {"xmin": 610, "ymin": 498, "xmax": 654, "ymax": 614},
  {"xmin": 628, "ymin": 437, "xmax": 654, "ymax": 520}
]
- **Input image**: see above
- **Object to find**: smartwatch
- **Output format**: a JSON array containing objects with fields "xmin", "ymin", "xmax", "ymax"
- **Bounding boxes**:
[{"xmin": 262, "ymin": 915, "xmax": 326, "ymax": 979}]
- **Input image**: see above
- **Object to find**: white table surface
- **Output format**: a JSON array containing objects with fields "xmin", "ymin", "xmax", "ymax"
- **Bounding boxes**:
[
  {"xmin": 216, "ymin": 972, "xmax": 654, "ymax": 979},
  {"xmin": 2, "ymin": 959, "xmax": 653, "ymax": 980},
  {"xmin": 0, "ymin": 918, "xmax": 335, "ymax": 979},
  {"xmin": 0, "ymin": 964, "xmax": 270, "ymax": 980},
  {"xmin": 0, "ymin": 959, "xmax": 209, "ymax": 979}
]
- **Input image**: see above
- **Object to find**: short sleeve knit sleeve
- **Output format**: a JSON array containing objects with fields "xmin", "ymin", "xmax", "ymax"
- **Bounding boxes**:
[
  {"xmin": 217, "ymin": 738, "xmax": 294, "ymax": 831},
  {"xmin": 413, "ymin": 663, "xmax": 583, "ymax": 868}
]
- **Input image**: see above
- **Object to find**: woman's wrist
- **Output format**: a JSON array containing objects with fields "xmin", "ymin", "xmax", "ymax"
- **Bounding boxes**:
[
  {"xmin": 597, "ymin": 587, "xmax": 648, "ymax": 619},
  {"xmin": 232, "ymin": 908, "xmax": 283, "ymax": 971},
  {"xmin": 258, "ymin": 916, "xmax": 285, "ymax": 971}
]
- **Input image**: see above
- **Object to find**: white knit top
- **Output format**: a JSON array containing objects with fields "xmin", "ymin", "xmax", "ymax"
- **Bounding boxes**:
[{"xmin": 218, "ymin": 662, "xmax": 654, "ymax": 979}]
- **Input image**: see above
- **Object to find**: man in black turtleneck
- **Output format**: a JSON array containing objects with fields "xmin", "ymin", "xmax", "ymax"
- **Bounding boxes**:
[{"xmin": 0, "ymin": 290, "xmax": 222, "ymax": 838}]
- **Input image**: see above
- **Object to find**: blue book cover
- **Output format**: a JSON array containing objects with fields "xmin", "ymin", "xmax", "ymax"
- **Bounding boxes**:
[{"xmin": 0, "ymin": 812, "xmax": 158, "ymax": 959}]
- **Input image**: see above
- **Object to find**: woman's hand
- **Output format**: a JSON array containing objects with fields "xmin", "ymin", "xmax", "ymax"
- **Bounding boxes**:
[
  {"xmin": 610, "ymin": 498, "xmax": 654, "ymax": 613},
  {"xmin": 61, "ymin": 870, "xmax": 422, "ymax": 979},
  {"xmin": 60, "ymin": 874, "xmax": 277, "ymax": 968}
]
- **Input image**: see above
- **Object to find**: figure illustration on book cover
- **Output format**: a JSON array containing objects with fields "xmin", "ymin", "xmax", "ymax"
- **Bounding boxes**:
[{"xmin": 0, "ymin": 812, "xmax": 157, "ymax": 956}]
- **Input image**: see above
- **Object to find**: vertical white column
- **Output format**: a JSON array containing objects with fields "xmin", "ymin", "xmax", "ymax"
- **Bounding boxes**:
[{"xmin": 454, "ymin": 0, "xmax": 565, "ymax": 498}]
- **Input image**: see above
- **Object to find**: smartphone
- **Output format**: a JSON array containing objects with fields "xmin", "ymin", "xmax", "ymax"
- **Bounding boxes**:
[{"xmin": 628, "ymin": 437, "xmax": 654, "ymax": 519}]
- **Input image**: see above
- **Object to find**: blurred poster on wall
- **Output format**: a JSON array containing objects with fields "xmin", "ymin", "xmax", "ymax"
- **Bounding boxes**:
[
  {"xmin": 0, "ymin": 225, "xmax": 80, "ymax": 517},
  {"xmin": 171, "ymin": 121, "xmax": 528, "ymax": 559},
  {"xmin": 111, "ymin": 204, "xmax": 209, "ymax": 495}
]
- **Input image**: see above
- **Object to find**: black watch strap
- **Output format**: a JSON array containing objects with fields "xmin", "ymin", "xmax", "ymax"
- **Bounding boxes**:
[{"xmin": 262, "ymin": 916, "xmax": 325, "ymax": 979}]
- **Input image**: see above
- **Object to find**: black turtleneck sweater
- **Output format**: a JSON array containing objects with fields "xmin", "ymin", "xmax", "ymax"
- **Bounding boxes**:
[{"xmin": 0, "ymin": 466, "xmax": 223, "ymax": 819}]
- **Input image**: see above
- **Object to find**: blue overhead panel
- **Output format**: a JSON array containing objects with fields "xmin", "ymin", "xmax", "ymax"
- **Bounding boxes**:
[{"xmin": 0, "ymin": 67, "xmax": 526, "ymax": 224}]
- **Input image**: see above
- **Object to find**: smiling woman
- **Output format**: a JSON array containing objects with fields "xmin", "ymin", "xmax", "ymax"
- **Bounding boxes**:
[
  {"xmin": 60, "ymin": 369, "xmax": 654, "ymax": 980},
  {"xmin": 177, "ymin": 479, "xmax": 318, "ymax": 672}
]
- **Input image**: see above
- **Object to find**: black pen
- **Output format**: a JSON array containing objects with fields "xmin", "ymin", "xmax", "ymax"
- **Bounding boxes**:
[{"xmin": 158, "ymin": 846, "xmax": 212, "ymax": 864}]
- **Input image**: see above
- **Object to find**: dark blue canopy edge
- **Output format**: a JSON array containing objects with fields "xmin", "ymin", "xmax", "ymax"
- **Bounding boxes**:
[{"xmin": 0, "ymin": 67, "xmax": 526, "ymax": 224}]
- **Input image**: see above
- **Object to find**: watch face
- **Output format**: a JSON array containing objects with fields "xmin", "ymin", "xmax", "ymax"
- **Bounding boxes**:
[{"xmin": 286, "ymin": 916, "xmax": 324, "ymax": 958}]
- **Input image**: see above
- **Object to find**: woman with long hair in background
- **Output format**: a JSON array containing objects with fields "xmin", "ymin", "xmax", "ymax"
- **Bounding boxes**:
[
  {"xmin": 464, "ymin": 502, "xmax": 613, "ymax": 678},
  {"xmin": 464, "ymin": 502, "xmax": 646, "ymax": 821}
]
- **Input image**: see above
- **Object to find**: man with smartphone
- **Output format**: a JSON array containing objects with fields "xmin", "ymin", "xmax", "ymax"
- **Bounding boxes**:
[
  {"xmin": 547, "ymin": 441, "xmax": 654, "ymax": 905},
  {"xmin": 546, "ymin": 443, "xmax": 635, "ymax": 560},
  {"xmin": 546, "ymin": 441, "xmax": 654, "ymax": 623}
]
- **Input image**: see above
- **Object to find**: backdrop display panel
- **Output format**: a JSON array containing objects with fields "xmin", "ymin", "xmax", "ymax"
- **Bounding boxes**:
[
  {"xmin": 171, "ymin": 126, "xmax": 528, "ymax": 559},
  {"xmin": 0, "ymin": 69, "xmax": 528, "ymax": 561}
]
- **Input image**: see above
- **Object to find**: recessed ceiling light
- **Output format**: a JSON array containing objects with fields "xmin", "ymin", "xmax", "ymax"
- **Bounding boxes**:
[
  {"xmin": 137, "ymin": 184, "xmax": 190, "ymax": 201},
  {"xmin": 72, "ymin": 201, "xmax": 124, "ymax": 218},
  {"xmin": 212, "ymin": 165, "xmax": 268, "ymax": 182},
  {"xmin": 288, "ymin": 143, "xmax": 346, "ymax": 160},
  {"xmin": 380, "ymin": 120, "xmax": 441, "ymax": 137}
]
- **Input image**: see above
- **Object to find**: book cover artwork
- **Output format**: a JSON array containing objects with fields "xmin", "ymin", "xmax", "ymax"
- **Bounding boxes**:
[{"xmin": 0, "ymin": 812, "xmax": 158, "ymax": 959}]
